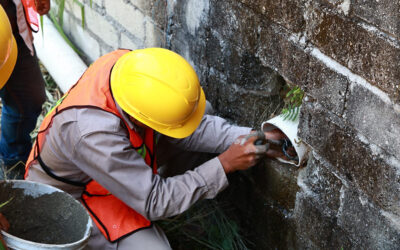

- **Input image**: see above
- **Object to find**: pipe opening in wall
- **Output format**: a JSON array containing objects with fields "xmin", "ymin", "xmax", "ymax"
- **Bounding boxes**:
[{"xmin": 261, "ymin": 81, "xmax": 310, "ymax": 167}]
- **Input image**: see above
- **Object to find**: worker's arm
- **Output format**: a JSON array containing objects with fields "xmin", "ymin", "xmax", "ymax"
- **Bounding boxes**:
[
  {"xmin": 163, "ymin": 114, "xmax": 288, "ymax": 172},
  {"xmin": 32, "ymin": 109, "xmax": 280, "ymax": 222},
  {"xmin": 53, "ymin": 109, "xmax": 227, "ymax": 221},
  {"xmin": 73, "ymin": 128, "xmax": 228, "ymax": 221},
  {"xmin": 165, "ymin": 114, "xmax": 252, "ymax": 153}
]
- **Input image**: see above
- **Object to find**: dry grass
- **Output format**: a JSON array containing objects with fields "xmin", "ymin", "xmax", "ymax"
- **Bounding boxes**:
[{"xmin": 30, "ymin": 63, "xmax": 63, "ymax": 140}]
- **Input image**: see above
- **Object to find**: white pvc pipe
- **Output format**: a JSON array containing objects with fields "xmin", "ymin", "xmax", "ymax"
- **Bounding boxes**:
[
  {"xmin": 33, "ymin": 15, "xmax": 87, "ymax": 93},
  {"xmin": 261, "ymin": 107, "xmax": 310, "ymax": 167}
]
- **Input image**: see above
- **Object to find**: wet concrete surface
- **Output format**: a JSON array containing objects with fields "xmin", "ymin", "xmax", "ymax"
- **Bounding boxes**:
[{"xmin": 0, "ymin": 182, "xmax": 88, "ymax": 244}]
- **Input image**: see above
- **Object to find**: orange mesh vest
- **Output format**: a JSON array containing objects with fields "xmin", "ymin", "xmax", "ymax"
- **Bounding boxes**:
[{"xmin": 25, "ymin": 49, "xmax": 157, "ymax": 242}]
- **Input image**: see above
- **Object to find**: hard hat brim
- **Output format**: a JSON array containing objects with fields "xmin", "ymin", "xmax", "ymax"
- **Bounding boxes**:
[
  {"xmin": 150, "ymin": 88, "xmax": 206, "ymax": 139},
  {"xmin": 0, "ymin": 36, "xmax": 17, "ymax": 89}
]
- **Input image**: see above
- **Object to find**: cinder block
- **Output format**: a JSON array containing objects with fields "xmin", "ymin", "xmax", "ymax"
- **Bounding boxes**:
[
  {"xmin": 239, "ymin": 0, "xmax": 306, "ymax": 33},
  {"xmin": 120, "ymin": 33, "xmax": 140, "ymax": 50},
  {"xmin": 64, "ymin": 0, "xmax": 85, "ymax": 22},
  {"xmin": 306, "ymin": 55, "xmax": 349, "ymax": 116},
  {"xmin": 203, "ymin": 29, "xmax": 227, "ymax": 74},
  {"xmin": 184, "ymin": 0, "xmax": 210, "ymax": 36},
  {"xmin": 315, "ymin": 0, "xmax": 352, "ymax": 16},
  {"xmin": 99, "ymin": 44, "xmax": 116, "ymax": 56},
  {"xmin": 84, "ymin": 7, "xmax": 118, "ymax": 47},
  {"xmin": 144, "ymin": 18, "xmax": 165, "ymax": 48},
  {"xmin": 104, "ymin": 0, "xmax": 145, "ymax": 41},
  {"xmin": 251, "ymin": 159, "xmax": 300, "ymax": 210},
  {"xmin": 210, "ymin": 8, "xmax": 348, "ymax": 117},
  {"xmin": 205, "ymin": 36, "xmax": 286, "ymax": 92},
  {"xmin": 337, "ymin": 187, "xmax": 400, "ymax": 248},
  {"xmin": 200, "ymin": 67, "xmax": 221, "ymax": 110},
  {"xmin": 70, "ymin": 27, "xmax": 101, "ymax": 63},
  {"xmin": 203, "ymin": 56, "xmax": 284, "ymax": 125},
  {"xmin": 92, "ymin": 0, "xmax": 102, "ymax": 7},
  {"xmin": 352, "ymin": 0, "xmax": 399, "ymax": 38},
  {"xmin": 61, "ymin": 11, "xmax": 100, "ymax": 63},
  {"xmin": 295, "ymin": 185, "xmax": 400, "ymax": 248},
  {"xmin": 132, "ymin": 0, "xmax": 167, "ymax": 30},
  {"xmin": 220, "ymin": 172, "xmax": 299, "ymax": 249},
  {"xmin": 256, "ymin": 23, "xmax": 310, "ymax": 88},
  {"xmin": 308, "ymin": 11, "xmax": 400, "ymax": 102},
  {"xmin": 345, "ymin": 83, "xmax": 400, "ymax": 159},
  {"xmin": 294, "ymin": 191, "xmax": 353, "ymax": 248},
  {"xmin": 209, "ymin": 0, "xmax": 259, "ymax": 50},
  {"xmin": 298, "ymin": 101, "xmax": 400, "ymax": 216},
  {"xmin": 217, "ymin": 79, "xmax": 284, "ymax": 128},
  {"xmin": 299, "ymin": 153, "xmax": 343, "ymax": 215}
]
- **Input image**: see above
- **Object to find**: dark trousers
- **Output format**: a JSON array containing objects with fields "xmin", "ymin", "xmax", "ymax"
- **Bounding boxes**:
[{"xmin": 0, "ymin": 1, "xmax": 46, "ymax": 166}]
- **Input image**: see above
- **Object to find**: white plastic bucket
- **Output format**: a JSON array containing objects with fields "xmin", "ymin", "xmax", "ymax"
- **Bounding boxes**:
[
  {"xmin": 261, "ymin": 109, "xmax": 310, "ymax": 166},
  {"xmin": 0, "ymin": 180, "xmax": 92, "ymax": 250}
]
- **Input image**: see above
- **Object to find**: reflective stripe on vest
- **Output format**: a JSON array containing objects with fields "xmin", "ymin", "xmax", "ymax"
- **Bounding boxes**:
[{"xmin": 25, "ymin": 49, "xmax": 157, "ymax": 242}]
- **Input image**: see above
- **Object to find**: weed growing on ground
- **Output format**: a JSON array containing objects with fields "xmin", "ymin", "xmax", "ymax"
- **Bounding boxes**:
[
  {"xmin": 159, "ymin": 200, "xmax": 250, "ymax": 250},
  {"xmin": 30, "ymin": 63, "xmax": 62, "ymax": 140}
]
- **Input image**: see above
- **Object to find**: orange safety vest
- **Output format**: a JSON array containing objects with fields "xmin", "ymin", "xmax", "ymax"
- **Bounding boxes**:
[
  {"xmin": 21, "ymin": 0, "xmax": 39, "ymax": 32},
  {"xmin": 25, "ymin": 49, "xmax": 158, "ymax": 242}
]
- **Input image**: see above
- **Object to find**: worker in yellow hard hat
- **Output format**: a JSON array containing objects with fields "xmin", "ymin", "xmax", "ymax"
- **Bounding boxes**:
[
  {"xmin": 0, "ymin": 2, "xmax": 50, "ymax": 247},
  {"xmin": 25, "ymin": 48, "xmax": 288, "ymax": 249},
  {"xmin": 0, "ymin": 5, "xmax": 14, "ymax": 248},
  {"xmin": 0, "ymin": 0, "xmax": 50, "ymax": 180},
  {"xmin": 0, "ymin": 4, "xmax": 17, "ymax": 88}
]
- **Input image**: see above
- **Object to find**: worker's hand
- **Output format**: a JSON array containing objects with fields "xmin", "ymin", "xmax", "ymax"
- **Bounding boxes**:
[
  {"xmin": 264, "ymin": 128, "xmax": 288, "ymax": 158},
  {"xmin": 35, "ymin": 0, "xmax": 51, "ymax": 15},
  {"xmin": 0, "ymin": 213, "xmax": 9, "ymax": 249},
  {"xmin": 264, "ymin": 128, "xmax": 297, "ymax": 160},
  {"xmin": 218, "ymin": 133, "xmax": 267, "ymax": 174}
]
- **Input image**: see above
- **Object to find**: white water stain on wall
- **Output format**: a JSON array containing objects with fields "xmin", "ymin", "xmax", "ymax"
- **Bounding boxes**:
[
  {"xmin": 338, "ymin": 0, "xmax": 350, "ymax": 15},
  {"xmin": 185, "ymin": 0, "xmax": 210, "ymax": 36}
]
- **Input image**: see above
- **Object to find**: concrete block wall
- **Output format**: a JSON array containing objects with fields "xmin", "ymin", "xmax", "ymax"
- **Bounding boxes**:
[
  {"xmin": 60, "ymin": 0, "xmax": 400, "ymax": 248},
  {"xmin": 57, "ymin": 0, "xmax": 167, "ymax": 63}
]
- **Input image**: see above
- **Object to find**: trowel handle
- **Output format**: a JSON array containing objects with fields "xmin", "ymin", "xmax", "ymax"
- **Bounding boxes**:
[
  {"xmin": 241, "ymin": 131, "xmax": 265, "ymax": 145},
  {"xmin": 265, "ymin": 139, "xmax": 284, "ymax": 146}
]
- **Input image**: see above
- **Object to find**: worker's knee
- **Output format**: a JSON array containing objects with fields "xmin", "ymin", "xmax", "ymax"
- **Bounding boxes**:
[{"xmin": 117, "ymin": 224, "xmax": 171, "ymax": 250}]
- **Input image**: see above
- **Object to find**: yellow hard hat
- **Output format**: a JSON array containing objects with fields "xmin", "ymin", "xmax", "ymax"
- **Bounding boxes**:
[
  {"xmin": 111, "ymin": 48, "xmax": 206, "ymax": 139},
  {"xmin": 0, "ymin": 5, "xmax": 17, "ymax": 89}
]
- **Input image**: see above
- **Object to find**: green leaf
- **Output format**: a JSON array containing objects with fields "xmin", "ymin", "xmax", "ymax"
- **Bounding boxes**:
[
  {"xmin": 72, "ymin": 0, "xmax": 86, "ymax": 28},
  {"xmin": 286, "ymin": 87, "xmax": 296, "ymax": 97},
  {"xmin": 40, "ymin": 15, "xmax": 44, "ymax": 37},
  {"xmin": 0, "ymin": 241, "xmax": 6, "ymax": 250},
  {"xmin": 0, "ymin": 197, "xmax": 13, "ymax": 210},
  {"xmin": 57, "ymin": 0, "xmax": 65, "ymax": 27},
  {"xmin": 281, "ymin": 85, "xmax": 304, "ymax": 121},
  {"xmin": 293, "ymin": 106, "xmax": 300, "ymax": 121}
]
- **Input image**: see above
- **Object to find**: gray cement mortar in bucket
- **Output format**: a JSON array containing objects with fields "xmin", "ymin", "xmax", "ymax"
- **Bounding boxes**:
[{"xmin": 0, "ymin": 180, "xmax": 92, "ymax": 250}]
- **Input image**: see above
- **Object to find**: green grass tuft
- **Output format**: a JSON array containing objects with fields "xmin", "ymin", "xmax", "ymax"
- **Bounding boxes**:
[{"xmin": 159, "ymin": 200, "xmax": 250, "ymax": 250}]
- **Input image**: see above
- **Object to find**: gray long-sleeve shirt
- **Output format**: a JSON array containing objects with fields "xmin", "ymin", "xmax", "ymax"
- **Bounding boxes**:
[{"xmin": 26, "ymin": 106, "xmax": 251, "ymax": 221}]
